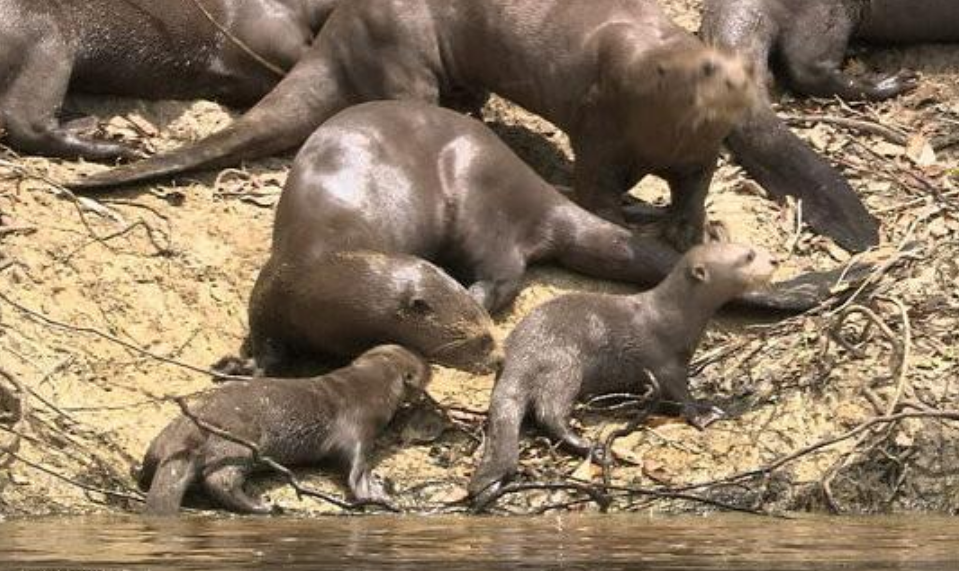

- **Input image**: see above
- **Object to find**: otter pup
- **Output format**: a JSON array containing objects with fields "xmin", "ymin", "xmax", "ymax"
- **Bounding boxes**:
[
  {"xmin": 468, "ymin": 243, "xmax": 775, "ymax": 502},
  {"xmin": 138, "ymin": 345, "xmax": 430, "ymax": 515},
  {"xmin": 73, "ymin": 0, "xmax": 757, "ymax": 250},
  {"xmin": 0, "ymin": 0, "xmax": 340, "ymax": 160}
]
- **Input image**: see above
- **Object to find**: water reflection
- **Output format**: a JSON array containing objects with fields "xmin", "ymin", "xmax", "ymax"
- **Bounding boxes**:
[{"xmin": 0, "ymin": 514, "xmax": 956, "ymax": 570}]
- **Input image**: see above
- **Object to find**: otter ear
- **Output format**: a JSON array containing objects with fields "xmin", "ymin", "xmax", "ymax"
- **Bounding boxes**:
[{"xmin": 688, "ymin": 263, "xmax": 709, "ymax": 284}]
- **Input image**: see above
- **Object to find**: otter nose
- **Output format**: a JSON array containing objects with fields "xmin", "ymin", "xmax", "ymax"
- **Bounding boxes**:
[{"xmin": 701, "ymin": 59, "xmax": 718, "ymax": 78}]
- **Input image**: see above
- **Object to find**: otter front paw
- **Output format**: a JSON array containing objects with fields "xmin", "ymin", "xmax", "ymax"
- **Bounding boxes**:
[{"xmin": 682, "ymin": 402, "xmax": 726, "ymax": 430}]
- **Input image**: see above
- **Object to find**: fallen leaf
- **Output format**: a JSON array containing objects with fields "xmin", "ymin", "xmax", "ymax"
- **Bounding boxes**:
[{"xmin": 906, "ymin": 135, "xmax": 937, "ymax": 167}]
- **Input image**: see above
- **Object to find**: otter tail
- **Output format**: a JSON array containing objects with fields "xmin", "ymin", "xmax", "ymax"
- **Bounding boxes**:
[
  {"xmin": 142, "ymin": 452, "xmax": 199, "ymax": 516},
  {"xmin": 68, "ymin": 49, "xmax": 350, "ymax": 191},
  {"xmin": 726, "ymin": 111, "xmax": 879, "ymax": 252},
  {"xmin": 701, "ymin": 0, "xmax": 878, "ymax": 252},
  {"xmin": 468, "ymin": 376, "xmax": 529, "ymax": 508}
]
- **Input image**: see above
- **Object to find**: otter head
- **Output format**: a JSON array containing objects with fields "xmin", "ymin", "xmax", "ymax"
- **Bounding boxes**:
[
  {"xmin": 597, "ymin": 31, "xmax": 758, "ymax": 155},
  {"xmin": 629, "ymin": 41, "xmax": 759, "ymax": 138},
  {"xmin": 387, "ymin": 256, "xmax": 502, "ymax": 375},
  {"xmin": 357, "ymin": 344, "xmax": 433, "ymax": 392},
  {"xmin": 682, "ymin": 242, "xmax": 776, "ymax": 303},
  {"xmin": 649, "ymin": 46, "xmax": 758, "ymax": 132}
]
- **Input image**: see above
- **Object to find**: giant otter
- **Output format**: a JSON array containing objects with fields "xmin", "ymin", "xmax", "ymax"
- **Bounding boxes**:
[
  {"xmin": 138, "ymin": 344, "xmax": 430, "ymax": 515},
  {"xmin": 0, "ymin": 0, "xmax": 339, "ymax": 159},
  {"xmin": 468, "ymin": 243, "xmax": 775, "ymax": 506},
  {"xmin": 701, "ymin": 0, "xmax": 959, "ymax": 252},
  {"xmin": 247, "ymin": 101, "xmax": 874, "ymax": 376},
  {"xmin": 73, "ymin": 0, "xmax": 758, "ymax": 250}
]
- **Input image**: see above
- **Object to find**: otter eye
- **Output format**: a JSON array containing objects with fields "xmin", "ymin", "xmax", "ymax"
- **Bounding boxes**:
[
  {"xmin": 701, "ymin": 60, "xmax": 717, "ymax": 78},
  {"xmin": 744, "ymin": 250, "xmax": 756, "ymax": 264},
  {"xmin": 408, "ymin": 297, "xmax": 433, "ymax": 314},
  {"xmin": 404, "ymin": 372, "xmax": 416, "ymax": 383}
]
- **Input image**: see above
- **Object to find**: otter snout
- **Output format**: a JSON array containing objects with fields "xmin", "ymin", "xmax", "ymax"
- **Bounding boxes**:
[
  {"xmin": 695, "ymin": 50, "xmax": 758, "ymax": 118},
  {"xmin": 742, "ymin": 246, "xmax": 776, "ymax": 291},
  {"xmin": 470, "ymin": 333, "xmax": 505, "ymax": 375},
  {"xmin": 432, "ymin": 331, "xmax": 504, "ymax": 375}
]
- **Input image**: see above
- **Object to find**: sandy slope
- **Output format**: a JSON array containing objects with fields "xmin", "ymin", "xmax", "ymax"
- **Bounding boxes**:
[{"xmin": 0, "ymin": 1, "xmax": 957, "ymax": 516}]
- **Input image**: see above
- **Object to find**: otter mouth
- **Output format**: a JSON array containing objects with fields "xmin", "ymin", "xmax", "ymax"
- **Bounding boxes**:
[
  {"xmin": 428, "ymin": 336, "xmax": 503, "ymax": 375},
  {"xmin": 742, "ymin": 266, "xmax": 776, "ymax": 294}
]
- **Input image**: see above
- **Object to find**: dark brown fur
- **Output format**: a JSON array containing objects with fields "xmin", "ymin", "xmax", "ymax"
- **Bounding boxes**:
[
  {"xmin": 138, "ymin": 344, "xmax": 430, "ymax": 515},
  {"xmin": 0, "ymin": 0, "xmax": 338, "ymax": 159},
  {"xmin": 702, "ymin": 0, "xmax": 959, "ymax": 252},
  {"xmin": 468, "ymin": 243, "xmax": 775, "ymax": 505},
  {"xmin": 74, "ymin": 0, "xmax": 757, "ymax": 250}
]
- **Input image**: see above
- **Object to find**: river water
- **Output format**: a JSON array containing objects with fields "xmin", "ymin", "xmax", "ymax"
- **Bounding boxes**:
[{"xmin": 0, "ymin": 514, "xmax": 956, "ymax": 570}]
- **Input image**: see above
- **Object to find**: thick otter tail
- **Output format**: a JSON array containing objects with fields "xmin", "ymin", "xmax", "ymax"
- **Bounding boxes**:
[
  {"xmin": 68, "ymin": 51, "xmax": 350, "ymax": 191},
  {"xmin": 726, "ymin": 111, "xmax": 879, "ymax": 252},
  {"xmin": 469, "ymin": 377, "xmax": 530, "ymax": 509},
  {"xmin": 142, "ymin": 452, "xmax": 199, "ymax": 516}
]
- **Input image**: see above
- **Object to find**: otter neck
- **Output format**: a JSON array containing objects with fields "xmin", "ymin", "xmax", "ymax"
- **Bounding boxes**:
[
  {"xmin": 643, "ymin": 268, "xmax": 728, "ymax": 352},
  {"xmin": 328, "ymin": 363, "xmax": 407, "ymax": 421}
]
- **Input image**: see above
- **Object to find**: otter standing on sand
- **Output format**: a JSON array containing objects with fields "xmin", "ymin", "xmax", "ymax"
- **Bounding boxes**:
[
  {"xmin": 468, "ymin": 243, "xmax": 775, "ymax": 503},
  {"xmin": 701, "ymin": 0, "xmax": 959, "ymax": 252},
  {"xmin": 74, "ymin": 0, "xmax": 757, "ymax": 250},
  {"xmin": 246, "ymin": 101, "xmax": 858, "ymax": 376},
  {"xmin": 0, "ymin": 0, "xmax": 339, "ymax": 159},
  {"xmin": 138, "ymin": 345, "xmax": 430, "ymax": 515}
]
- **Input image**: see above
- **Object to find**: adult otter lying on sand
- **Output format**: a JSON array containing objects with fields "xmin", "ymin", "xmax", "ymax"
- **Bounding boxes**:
[
  {"xmin": 139, "ymin": 345, "xmax": 429, "ymax": 515},
  {"xmin": 245, "ymin": 101, "xmax": 873, "ymax": 376},
  {"xmin": 468, "ymin": 243, "xmax": 775, "ymax": 506},
  {"xmin": 73, "ymin": 0, "xmax": 757, "ymax": 250},
  {"xmin": 0, "ymin": 0, "xmax": 339, "ymax": 159},
  {"xmin": 701, "ymin": 0, "xmax": 959, "ymax": 252}
]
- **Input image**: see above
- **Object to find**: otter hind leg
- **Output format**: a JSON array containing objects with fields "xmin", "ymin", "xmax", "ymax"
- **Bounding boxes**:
[
  {"xmin": 0, "ymin": 41, "xmax": 140, "ymax": 160},
  {"xmin": 532, "ymin": 371, "xmax": 605, "ymax": 463},
  {"xmin": 202, "ymin": 463, "xmax": 275, "ymax": 515},
  {"xmin": 780, "ymin": 6, "xmax": 917, "ymax": 101}
]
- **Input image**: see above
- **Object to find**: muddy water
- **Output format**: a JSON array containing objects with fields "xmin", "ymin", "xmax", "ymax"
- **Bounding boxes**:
[{"xmin": 1, "ymin": 514, "xmax": 957, "ymax": 570}]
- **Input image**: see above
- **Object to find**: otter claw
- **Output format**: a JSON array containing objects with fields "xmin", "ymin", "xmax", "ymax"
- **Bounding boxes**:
[
  {"xmin": 589, "ymin": 444, "xmax": 611, "ymax": 466},
  {"xmin": 684, "ymin": 403, "xmax": 726, "ymax": 430}
]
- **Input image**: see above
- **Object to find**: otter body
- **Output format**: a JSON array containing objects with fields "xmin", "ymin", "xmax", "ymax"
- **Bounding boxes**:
[
  {"xmin": 75, "ymin": 0, "xmax": 757, "ymax": 250},
  {"xmin": 468, "ymin": 243, "xmax": 775, "ymax": 503},
  {"xmin": 138, "ymin": 345, "xmax": 430, "ymax": 515},
  {"xmin": 0, "ymin": 0, "xmax": 338, "ymax": 159}
]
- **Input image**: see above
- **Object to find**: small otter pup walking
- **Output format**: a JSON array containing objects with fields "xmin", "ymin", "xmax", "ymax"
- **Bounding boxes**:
[
  {"xmin": 468, "ymin": 243, "xmax": 775, "ymax": 502},
  {"xmin": 139, "ymin": 345, "xmax": 430, "ymax": 515}
]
